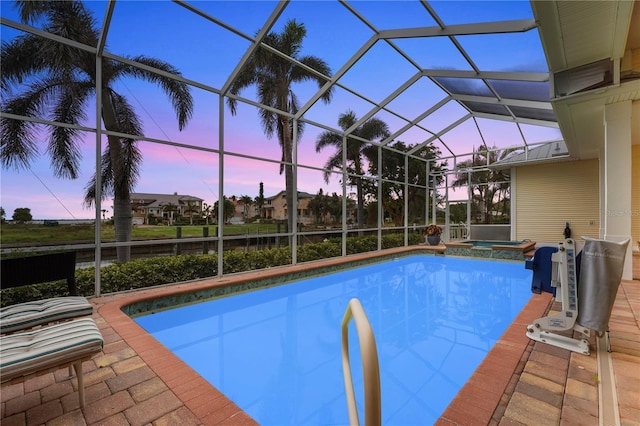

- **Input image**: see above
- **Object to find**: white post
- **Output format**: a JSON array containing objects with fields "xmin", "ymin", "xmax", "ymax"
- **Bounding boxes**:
[
  {"xmin": 510, "ymin": 167, "xmax": 517, "ymax": 241},
  {"xmin": 603, "ymin": 101, "xmax": 633, "ymax": 280}
]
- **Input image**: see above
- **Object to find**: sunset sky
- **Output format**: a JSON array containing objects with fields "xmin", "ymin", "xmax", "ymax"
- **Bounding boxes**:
[{"xmin": 0, "ymin": 0, "xmax": 562, "ymax": 219}]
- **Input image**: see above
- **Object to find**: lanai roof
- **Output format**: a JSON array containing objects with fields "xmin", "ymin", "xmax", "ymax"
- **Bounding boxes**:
[{"xmin": 1, "ymin": 1, "xmax": 638, "ymax": 177}]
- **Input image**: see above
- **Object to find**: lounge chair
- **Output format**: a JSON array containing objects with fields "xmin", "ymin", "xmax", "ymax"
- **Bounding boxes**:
[
  {"xmin": 0, "ymin": 296, "xmax": 94, "ymax": 335},
  {"xmin": 0, "ymin": 317, "xmax": 104, "ymax": 408}
]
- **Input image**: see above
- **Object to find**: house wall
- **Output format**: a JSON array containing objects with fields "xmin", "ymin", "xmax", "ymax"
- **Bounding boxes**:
[
  {"xmin": 266, "ymin": 193, "xmax": 314, "ymax": 224},
  {"xmin": 633, "ymin": 144, "xmax": 640, "ymax": 250},
  {"xmin": 515, "ymin": 159, "xmax": 600, "ymax": 244},
  {"xmin": 269, "ymin": 193, "xmax": 287, "ymax": 221}
]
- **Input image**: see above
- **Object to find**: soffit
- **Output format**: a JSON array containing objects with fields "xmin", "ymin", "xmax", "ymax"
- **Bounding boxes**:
[{"xmin": 532, "ymin": 0, "xmax": 639, "ymax": 159}]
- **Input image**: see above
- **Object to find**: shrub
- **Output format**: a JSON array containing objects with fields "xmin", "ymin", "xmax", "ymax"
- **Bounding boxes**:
[{"xmin": 1, "ymin": 232, "xmax": 422, "ymax": 306}]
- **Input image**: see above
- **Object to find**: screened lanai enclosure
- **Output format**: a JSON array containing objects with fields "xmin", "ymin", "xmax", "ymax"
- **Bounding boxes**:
[{"xmin": 1, "ymin": 0, "xmax": 563, "ymax": 296}]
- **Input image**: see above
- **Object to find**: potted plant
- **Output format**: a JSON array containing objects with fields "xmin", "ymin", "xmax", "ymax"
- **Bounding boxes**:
[{"xmin": 424, "ymin": 224, "xmax": 443, "ymax": 246}]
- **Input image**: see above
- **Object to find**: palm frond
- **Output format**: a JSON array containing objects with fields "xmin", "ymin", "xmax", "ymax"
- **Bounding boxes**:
[
  {"xmin": 122, "ymin": 56, "xmax": 194, "ymax": 130},
  {"xmin": 108, "ymin": 91, "xmax": 143, "ymax": 192},
  {"xmin": 1, "ymin": 76, "xmax": 78, "ymax": 173},
  {"xmin": 108, "ymin": 90, "xmax": 144, "ymax": 137},
  {"xmin": 279, "ymin": 20, "xmax": 305, "ymax": 57},
  {"xmin": 83, "ymin": 149, "xmax": 114, "ymax": 207},
  {"xmin": 1, "ymin": 37, "xmax": 49, "ymax": 92},
  {"xmin": 293, "ymin": 55, "xmax": 333, "ymax": 103},
  {"xmin": 47, "ymin": 81, "xmax": 93, "ymax": 179},
  {"xmin": 227, "ymin": 56, "xmax": 260, "ymax": 115},
  {"xmin": 14, "ymin": 0, "xmax": 50, "ymax": 25},
  {"xmin": 0, "ymin": 112, "xmax": 39, "ymax": 171}
]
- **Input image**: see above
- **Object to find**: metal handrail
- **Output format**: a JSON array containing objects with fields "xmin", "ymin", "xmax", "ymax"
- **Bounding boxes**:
[{"xmin": 341, "ymin": 298, "xmax": 381, "ymax": 426}]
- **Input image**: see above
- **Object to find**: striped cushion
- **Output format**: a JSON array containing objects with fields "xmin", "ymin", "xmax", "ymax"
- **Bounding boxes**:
[
  {"xmin": 0, "ymin": 297, "xmax": 93, "ymax": 334},
  {"xmin": 0, "ymin": 318, "xmax": 103, "ymax": 382}
]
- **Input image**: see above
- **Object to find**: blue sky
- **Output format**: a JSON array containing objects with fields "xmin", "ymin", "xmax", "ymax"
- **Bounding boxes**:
[{"xmin": 0, "ymin": 0, "xmax": 561, "ymax": 219}]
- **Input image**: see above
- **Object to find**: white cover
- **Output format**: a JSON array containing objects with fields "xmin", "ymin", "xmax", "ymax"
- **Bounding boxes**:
[{"xmin": 576, "ymin": 237, "xmax": 629, "ymax": 333}]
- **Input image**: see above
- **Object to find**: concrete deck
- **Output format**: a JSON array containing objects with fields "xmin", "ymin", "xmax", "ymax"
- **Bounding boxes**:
[{"xmin": 2, "ymin": 250, "xmax": 639, "ymax": 425}]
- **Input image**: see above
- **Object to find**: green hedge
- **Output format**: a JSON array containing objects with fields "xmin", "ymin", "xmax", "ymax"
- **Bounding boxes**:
[{"xmin": 1, "ymin": 233, "xmax": 422, "ymax": 306}]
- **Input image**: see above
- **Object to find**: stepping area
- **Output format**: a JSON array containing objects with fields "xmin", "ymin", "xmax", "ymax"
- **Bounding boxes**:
[{"xmin": 1, "ymin": 251, "xmax": 639, "ymax": 425}]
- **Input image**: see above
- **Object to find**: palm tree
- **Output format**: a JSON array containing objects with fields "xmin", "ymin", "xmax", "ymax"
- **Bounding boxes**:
[
  {"xmin": 162, "ymin": 202, "xmax": 178, "ymax": 225},
  {"xmin": 0, "ymin": 1, "xmax": 193, "ymax": 262},
  {"xmin": 183, "ymin": 200, "xmax": 199, "ymax": 225},
  {"xmin": 227, "ymin": 19, "xmax": 333, "ymax": 238},
  {"xmin": 315, "ymin": 110, "xmax": 389, "ymax": 229},
  {"xmin": 240, "ymin": 195, "xmax": 253, "ymax": 219}
]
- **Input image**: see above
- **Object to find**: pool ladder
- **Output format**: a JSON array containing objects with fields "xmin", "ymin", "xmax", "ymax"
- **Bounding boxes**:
[{"xmin": 341, "ymin": 298, "xmax": 381, "ymax": 426}]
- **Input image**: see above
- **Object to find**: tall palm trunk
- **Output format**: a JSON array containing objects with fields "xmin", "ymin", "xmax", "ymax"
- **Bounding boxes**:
[
  {"xmin": 282, "ymin": 115, "xmax": 295, "ymax": 244},
  {"xmin": 102, "ymin": 92, "xmax": 132, "ymax": 263},
  {"xmin": 112, "ymin": 192, "xmax": 132, "ymax": 262}
]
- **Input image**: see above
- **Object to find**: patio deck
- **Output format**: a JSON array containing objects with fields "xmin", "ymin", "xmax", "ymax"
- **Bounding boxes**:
[{"xmin": 2, "ymin": 250, "xmax": 639, "ymax": 425}]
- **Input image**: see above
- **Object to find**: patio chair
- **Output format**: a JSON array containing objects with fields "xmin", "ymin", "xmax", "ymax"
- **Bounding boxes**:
[
  {"xmin": 0, "ymin": 296, "xmax": 94, "ymax": 335},
  {"xmin": 0, "ymin": 317, "xmax": 104, "ymax": 408}
]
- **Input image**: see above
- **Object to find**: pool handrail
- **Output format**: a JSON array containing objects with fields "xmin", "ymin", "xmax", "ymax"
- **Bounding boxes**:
[{"xmin": 341, "ymin": 298, "xmax": 381, "ymax": 426}]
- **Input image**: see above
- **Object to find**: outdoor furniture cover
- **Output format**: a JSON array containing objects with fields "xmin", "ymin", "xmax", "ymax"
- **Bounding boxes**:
[
  {"xmin": 0, "ymin": 296, "xmax": 93, "ymax": 334},
  {"xmin": 0, "ymin": 317, "xmax": 104, "ymax": 407},
  {"xmin": 576, "ymin": 237, "xmax": 629, "ymax": 334}
]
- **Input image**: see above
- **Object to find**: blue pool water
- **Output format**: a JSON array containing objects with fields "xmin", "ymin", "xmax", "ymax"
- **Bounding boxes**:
[{"xmin": 134, "ymin": 255, "xmax": 532, "ymax": 425}]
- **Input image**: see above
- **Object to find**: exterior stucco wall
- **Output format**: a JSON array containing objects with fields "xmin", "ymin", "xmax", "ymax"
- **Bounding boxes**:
[{"xmin": 515, "ymin": 159, "xmax": 600, "ymax": 244}]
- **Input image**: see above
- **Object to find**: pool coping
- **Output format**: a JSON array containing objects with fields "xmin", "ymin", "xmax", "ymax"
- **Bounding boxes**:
[
  {"xmin": 95, "ymin": 246, "xmax": 550, "ymax": 425},
  {"xmin": 445, "ymin": 240, "xmax": 536, "ymax": 251}
]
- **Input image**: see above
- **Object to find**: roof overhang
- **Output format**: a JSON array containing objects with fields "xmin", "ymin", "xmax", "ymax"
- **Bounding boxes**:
[{"xmin": 531, "ymin": 0, "xmax": 640, "ymax": 159}]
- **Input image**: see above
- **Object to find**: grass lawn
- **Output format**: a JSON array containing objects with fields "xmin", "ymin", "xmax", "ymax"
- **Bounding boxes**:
[{"xmin": 0, "ymin": 222, "xmax": 284, "ymax": 246}]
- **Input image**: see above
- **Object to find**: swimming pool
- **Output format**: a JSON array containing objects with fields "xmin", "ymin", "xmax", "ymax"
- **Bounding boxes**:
[{"xmin": 134, "ymin": 255, "xmax": 532, "ymax": 425}]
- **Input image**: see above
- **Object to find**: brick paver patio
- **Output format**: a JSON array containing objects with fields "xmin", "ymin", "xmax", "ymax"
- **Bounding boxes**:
[{"xmin": 2, "ymin": 249, "xmax": 639, "ymax": 425}]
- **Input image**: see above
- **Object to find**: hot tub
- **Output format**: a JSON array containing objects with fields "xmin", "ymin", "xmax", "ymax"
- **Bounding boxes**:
[{"xmin": 445, "ymin": 239, "xmax": 535, "ymax": 260}]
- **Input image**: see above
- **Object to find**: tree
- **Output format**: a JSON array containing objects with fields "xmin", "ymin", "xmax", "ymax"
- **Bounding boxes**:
[
  {"xmin": 315, "ymin": 110, "xmax": 389, "ymax": 229},
  {"xmin": 255, "ymin": 182, "xmax": 265, "ymax": 219},
  {"xmin": 239, "ymin": 195, "xmax": 252, "ymax": 218},
  {"xmin": 366, "ymin": 141, "xmax": 447, "ymax": 226},
  {"xmin": 213, "ymin": 197, "xmax": 235, "ymax": 224},
  {"xmin": 307, "ymin": 189, "xmax": 327, "ymax": 225},
  {"xmin": 228, "ymin": 19, "xmax": 333, "ymax": 240},
  {"xmin": 448, "ymin": 202, "xmax": 468, "ymax": 224},
  {"xmin": 202, "ymin": 202, "xmax": 213, "ymax": 225},
  {"xmin": 0, "ymin": 1, "xmax": 193, "ymax": 263},
  {"xmin": 327, "ymin": 192, "xmax": 344, "ymax": 225},
  {"xmin": 0, "ymin": 207, "xmax": 5, "ymax": 223},
  {"xmin": 451, "ymin": 146, "xmax": 513, "ymax": 223},
  {"xmin": 12, "ymin": 207, "xmax": 32, "ymax": 223},
  {"xmin": 183, "ymin": 200, "xmax": 199, "ymax": 225},
  {"xmin": 162, "ymin": 202, "xmax": 178, "ymax": 225}
]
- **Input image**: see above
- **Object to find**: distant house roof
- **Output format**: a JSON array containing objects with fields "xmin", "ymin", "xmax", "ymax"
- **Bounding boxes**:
[
  {"xmin": 266, "ymin": 190, "xmax": 315, "ymax": 201},
  {"xmin": 131, "ymin": 193, "xmax": 203, "ymax": 208},
  {"xmin": 492, "ymin": 141, "xmax": 572, "ymax": 169}
]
